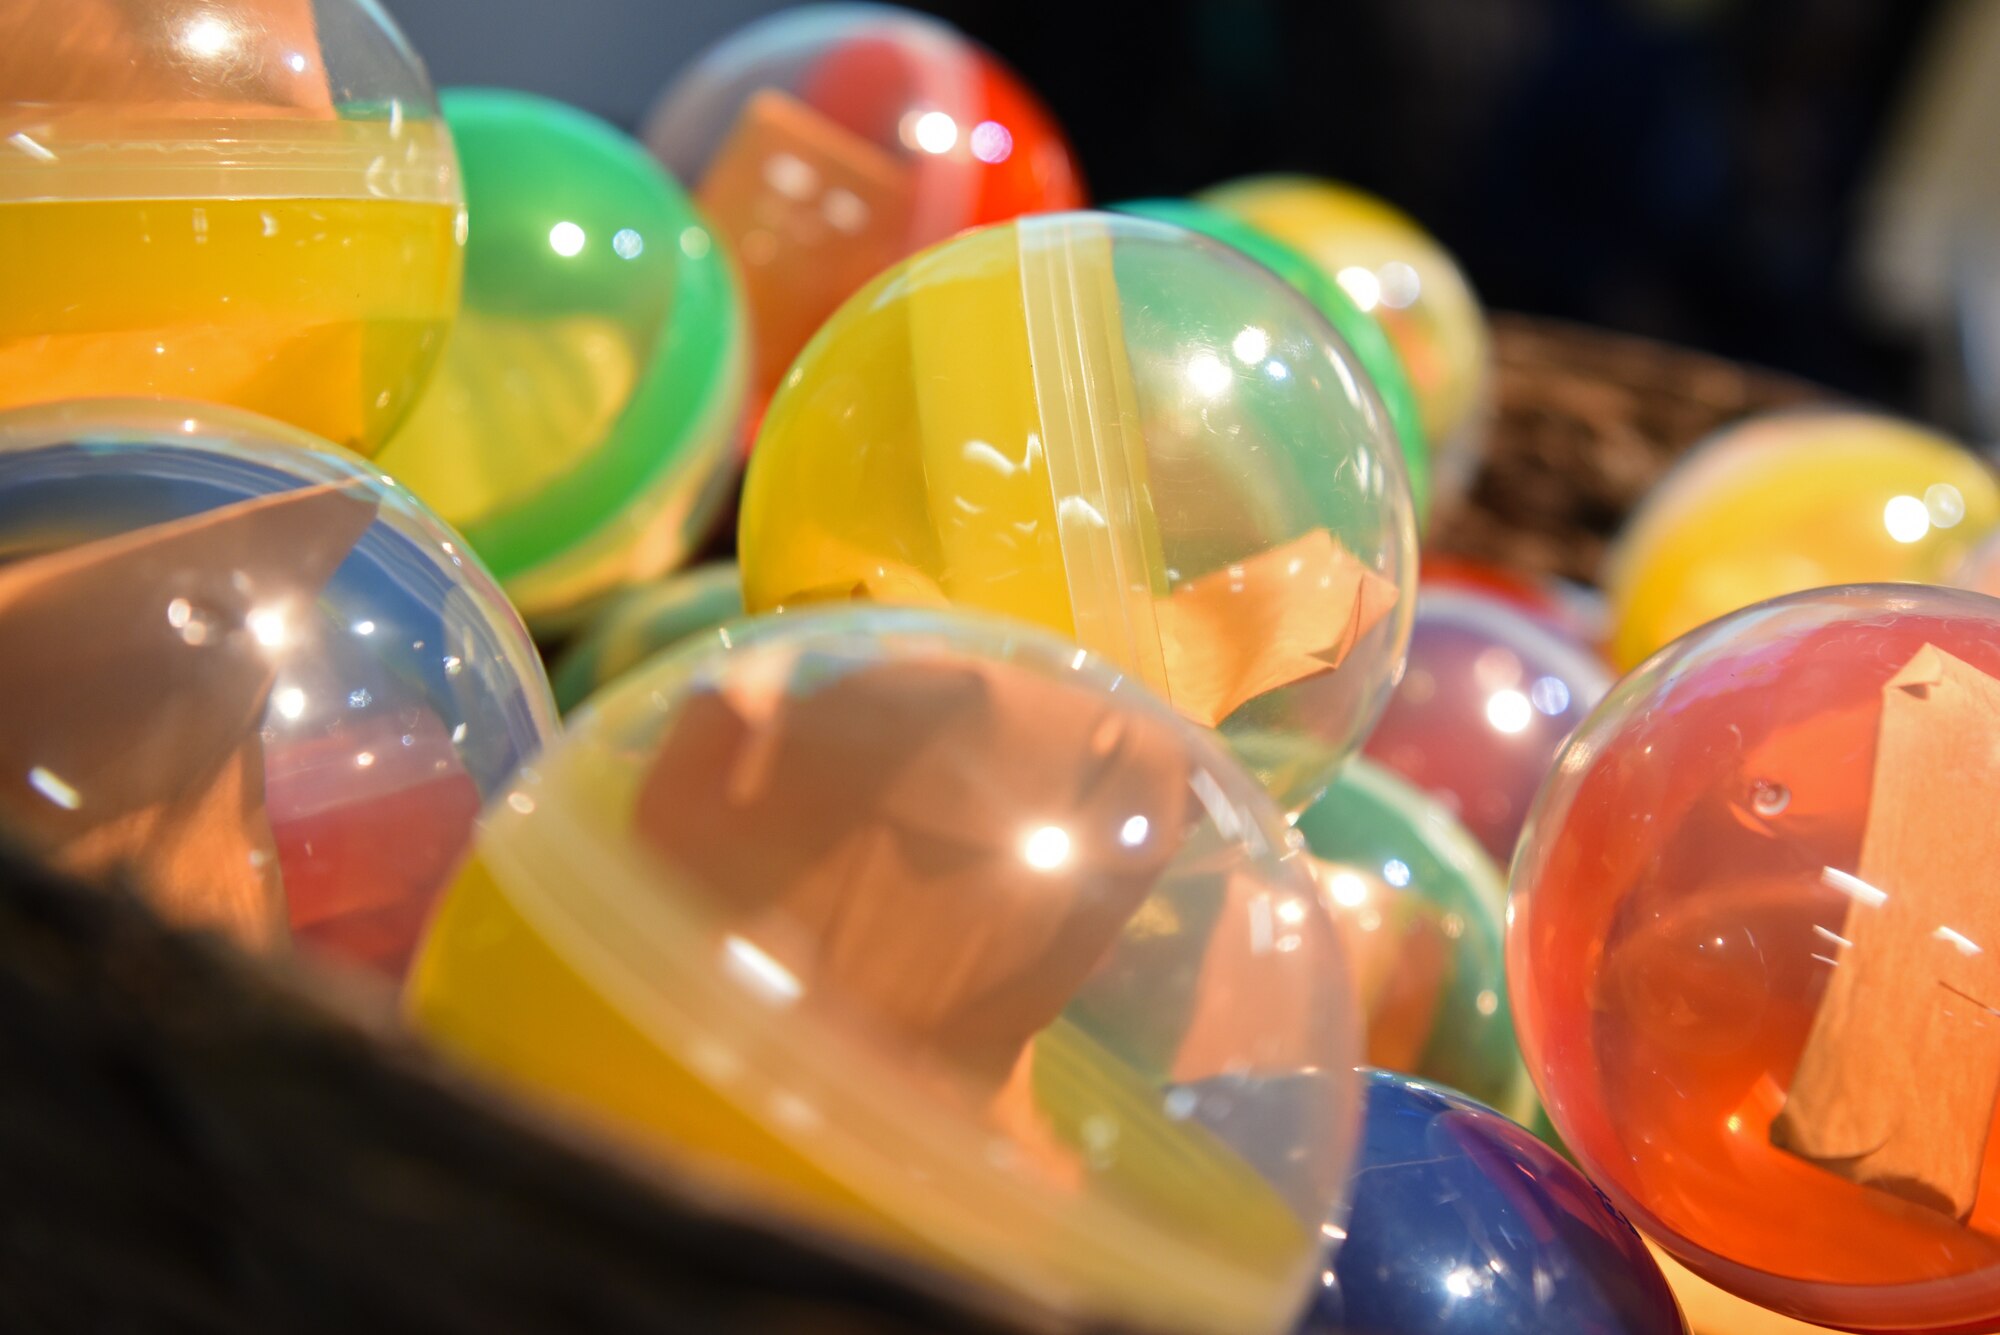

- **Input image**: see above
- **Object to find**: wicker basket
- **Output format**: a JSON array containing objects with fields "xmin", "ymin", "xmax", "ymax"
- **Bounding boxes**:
[{"xmin": 0, "ymin": 317, "xmax": 1829, "ymax": 1334}]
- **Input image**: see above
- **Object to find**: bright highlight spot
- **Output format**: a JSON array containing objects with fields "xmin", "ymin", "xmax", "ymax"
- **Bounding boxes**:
[
  {"xmin": 1336, "ymin": 265, "xmax": 1382, "ymax": 312},
  {"xmin": 1884, "ymin": 494, "xmax": 1930, "ymax": 544},
  {"xmin": 1232, "ymin": 326, "xmax": 1271, "ymax": 363},
  {"xmin": 724, "ymin": 935, "xmax": 804, "ymax": 1005},
  {"xmin": 181, "ymin": 16, "xmax": 236, "ymax": 58},
  {"xmin": 1529, "ymin": 675, "xmax": 1572, "ymax": 716},
  {"xmin": 1119, "ymin": 815, "xmax": 1150, "ymax": 847},
  {"xmin": 549, "ymin": 221, "xmax": 587, "ymax": 257},
  {"xmin": 273, "ymin": 687, "xmax": 307, "ymax": 720},
  {"xmin": 1023, "ymin": 824, "xmax": 1072, "ymax": 871},
  {"xmin": 1383, "ymin": 858, "xmax": 1412, "ymax": 888},
  {"xmin": 246, "ymin": 606, "xmax": 286, "ymax": 648},
  {"xmin": 1485, "ymin": 688, "xmax": 1533, "ymax": 734},
  {"xmin": 1926, "ymin": 482, "xmax": 1967, "ymax": 528},
  {"xmin": 1377, "ymin": 260, "xmax": 1422, "ymax": 308},
  {"xmin": 1328, "ymin": 870, "xmax": 1369, "ymax": 908},
  {"xmin": 911, "ymin": 110, "xmax": 959, "ymax": 154},
  {"xmin": 969, "ymin": 120, "xmax": 1013, "ymax": 163},
  {"xmin": 1185, "ymin": 350, "xmax": 1232, "ymax": 397},
  {"xmin": 613, "ymin": 228, "xmax": 645, "ymax": 260},
  {"xmin": 28, "ymin": 766, "xmax": 80, "ymax": 811}
]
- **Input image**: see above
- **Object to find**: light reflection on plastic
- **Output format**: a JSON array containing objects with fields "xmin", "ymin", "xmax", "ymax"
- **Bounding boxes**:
[
  {"xmin": 28, "ymin": 766, "xmax": 80, "ymax": 811},
  {"xmin": 1328, "ymin": 870, "xmax": 1369, "ymax": 907},
  {"xmin": 1377, "ymin": 260, "xmax": 1422, "ymax": 309},
  {"xmin": 1184, "ymin": 350, "xmax": 1232, "ymax": 397},
  {"xmin": 181, "ymin": 15, "xmax": 237, "ymax": 58},
  {"xmin": 1485, "ymin": 689, "xmax": 1532, "ymax": 734},
  {"xmin": 247, "ymin": 606, "xmax": 287, "ymax": 648},
  {"xmin": 1883, "ymin": 494, "xmax": 1930, "ymax": 544},
  {"xmin": 1337, "ymin": 265, "xmax": 1382, "ymax": 312},
  {"xmin": 724, "ymin": 935, "xmax": 804, "ymax": 1005},
  {"xmin": 1529, "ymin": 675, "xmax": 1571, "ymax": 716},
  {"xmin": 1023, "ymin": 824, "xmax": 1071, "ymax": 870},
  {"xmin": 1232, "ymin": 326, "xmax": 1270, "ymax": 363},
  {"xmin": 969, "ymin": 120, "xmax": 1013, "ymax": 163},
  {"xmin": 911, "ymin": 110, "xmax": 959, "ymax": 154}
]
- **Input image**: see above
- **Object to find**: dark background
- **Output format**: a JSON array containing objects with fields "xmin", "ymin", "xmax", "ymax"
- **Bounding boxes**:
[{"xmin": 391, "ymin": 0, "xmax": 1948, "ymax": 414}]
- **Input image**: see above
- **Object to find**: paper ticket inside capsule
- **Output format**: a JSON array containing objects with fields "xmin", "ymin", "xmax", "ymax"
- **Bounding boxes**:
[
  {"xmin": 1156, "ymin": 528, "xmax": 1401, "ymax": 729},
  {"xmin": 632, "ymin": 653, "xmax": 1194, "ymax": 1096},
  {"xmin": 697, "ymin": 89, "xmax": 916, "ymax": 395},
  {"xmin": 0, "ymin": 0, "xmax": 334, "ymax": 117},
  {"xmin": 0, "ymin": 481, "xmax": 379, "ymax": 949},
  {"xmin": 1773, "ymin": 642, "xmax": 2000, "ymax": 1221}
]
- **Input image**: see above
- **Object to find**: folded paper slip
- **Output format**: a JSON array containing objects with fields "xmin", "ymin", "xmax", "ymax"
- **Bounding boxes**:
[
  {"xmin": 633, "ymin": 654, "xmax": 1195, "ymax": 1096},
  {"xmin": 698, "ymin": 89, "xmax": 915, "ymax": 390},
  {"xmin": 1156, "ymin": 528, "xmax": 1401, "ymax": 728},
  {"xmin": 1773, "ymin": 642, "xmax": 2000, "ymax": 1220},
  {"xmin": 0, "ymin": 0, "xmax": 333, "ymax": 116},
  {"xmin": 0, "ymin": 481, "xmax": 379, "ymax": 947}
]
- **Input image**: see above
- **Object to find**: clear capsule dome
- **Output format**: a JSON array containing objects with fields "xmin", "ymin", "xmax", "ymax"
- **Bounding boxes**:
[
  {"xmin": 0, "ymin": 398, "xmax": 555, "ymax": 977},
  {"xmin": 1512, "ymin": 584, "xmax": 2000, "ymax": 1331},
  {"xmin": 642, "ymin": 3, "xmax": 1085, "ymax": 411},
  {"xmin": 409, "ymin": 606, "xmax": 1363, "ymax": 1335},
  {"xmin": 739, "ymin": 211, "xmax": 1418, "ymax": 813},
  {"xmin": 0, "ymin": 0, "xmax": 465, "ymax": 455}
]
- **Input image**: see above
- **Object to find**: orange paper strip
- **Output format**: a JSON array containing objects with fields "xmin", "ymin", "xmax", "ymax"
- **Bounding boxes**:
[
  {"xmin": 633, "ymin": 655, "xmax": 1192, "ymax": 1096},
  {"xmin": 0, "ymin": 1, "xmax": 334, "ymax": 115},
  {"xmin": 1155, "ymin": 528, "xmax": 1401, "ymax": 729},
  {"xmin": 0, "ymin": 481, "xmax": 379, "ymax": 945},
  {"xmin": 697, "ymin": 89, "xmax": 916, "ymax": 393},
  {"xmin": 1773, "ymin": 642, "xmax": 2000, "ymax": 1219}
]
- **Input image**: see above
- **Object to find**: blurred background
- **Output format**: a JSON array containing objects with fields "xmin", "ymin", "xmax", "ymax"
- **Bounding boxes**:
[{"xmin": 393, "ymin": 0, "xmax": 2000, "ymax": 438}]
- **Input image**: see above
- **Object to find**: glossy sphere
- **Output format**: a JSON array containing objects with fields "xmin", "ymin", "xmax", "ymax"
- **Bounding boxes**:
[
  {"xmin": 380, "ymin": 90, "xmax": 744, "ymax": 630},
  {"xmin": 1294, "ymin": 758, "xmax": 1535, "ymax": 1123},
  {"xmin": 548, "ymin": 562, "xmax": 743, "ymax": 713},
  {"xmin": 1116, "ymin": 197, "xmax": 1430, "ymax": 521},
  {"xmin": 409, "ymin": 607, "xmax": 1362, "ymax": 1335},
  {"xmin": 643, "ymin": 4, "xmax": 1085, "ymax": 414},
  {"xmin": 1365, "ymin": 589, "xmax": 1611, "ymax": 866},
  {"xmin": 1511, "ymin": 585, "xmax": 2000, "ymax": 1330},
  {"xmin": 0, "ymin": 0, "xmax": 464, "ymax": 455},
  {"xmin": 1300, "ymin": 1071, "xmax": 1683, "ymax": 1335},
  {"xmin": 740, "ymin": 212, "xmax": 1418, "ymax": 813},
  {"xmin": 1202, "ymin": 176, "xmax": 1489, "ymax": 501},
  {"xmin": 1605, "ymin": 410, "xmax": 2000, "ymax": 670},
  {"xmin": 0, "ymin": 400, "xmax": 555, "ymax": 978}
]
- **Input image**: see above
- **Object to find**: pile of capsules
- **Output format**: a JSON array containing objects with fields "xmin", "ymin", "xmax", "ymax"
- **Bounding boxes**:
[{"xmin": 7, "ymin": 4, "xmax": 2000, "ymax": 1333}]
